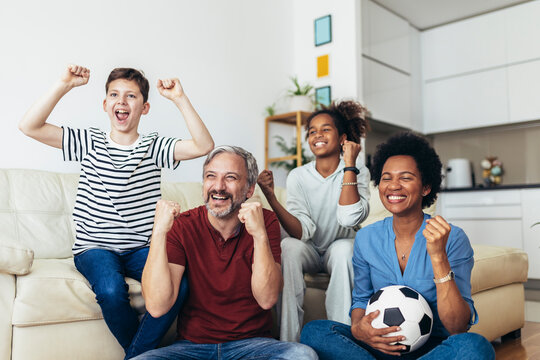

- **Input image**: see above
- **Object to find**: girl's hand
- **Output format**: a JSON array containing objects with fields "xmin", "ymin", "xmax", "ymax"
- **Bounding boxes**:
[
  {"xmin": 342, "ymin": 140, "xmax": 361, "ymax": 167},
  {"xmin": 257, "ymin": 169, "xmax": 275, "ymax": 198}
]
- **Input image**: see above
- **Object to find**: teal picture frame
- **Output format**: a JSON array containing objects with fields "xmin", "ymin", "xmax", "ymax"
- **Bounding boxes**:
[
  {"xmin": 315, "ymin": 86, "xmax": 331, "ymax": 106},
  {"xmin": 314, "ymin": 15, "xmax": 332, "ymax": 47}
]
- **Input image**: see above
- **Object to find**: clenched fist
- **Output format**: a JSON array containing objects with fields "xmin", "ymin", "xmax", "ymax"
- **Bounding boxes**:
[
  {"xmin": 61, "ymin": 64, "xmax": 90, "ymax": 89},
  {"xmin": 342, "ymin": 139, "xmax": 361, "ymax": 167},
  {"xmin": 157, "ymin": 78, "xmax": 185, "ymax": 100},
  {"xmin": 257, "ymin": 170, "xmax": 275, "ymax": 198},
  {"xmin": 153, "ymin": 199, "xmax": 181, "ymax": 236},
  {"xmin": 238, "ymin": 202, "xmax": 267, "ymax": 240}
]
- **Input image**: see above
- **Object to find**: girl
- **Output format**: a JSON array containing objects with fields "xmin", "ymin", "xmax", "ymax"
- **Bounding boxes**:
[{"xmin": 258, "ymin": 100, "xmax": 370, "ymax": 342}]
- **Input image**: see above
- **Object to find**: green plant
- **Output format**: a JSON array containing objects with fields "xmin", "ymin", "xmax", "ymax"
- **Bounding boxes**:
[
  {"xmin": 264, "ymin": 103, "xmax": 276, "ymax": 117},
  {"xmin": 532, "ymin": 222, "xmax": 540, "ymax": 228},
  {"xmin": 287, "ymin": 76, "xmax": 314, "ymax": 96},
  {"xmin": 272, "ymin": 135, "xmax": 313, "ymax": 171}
]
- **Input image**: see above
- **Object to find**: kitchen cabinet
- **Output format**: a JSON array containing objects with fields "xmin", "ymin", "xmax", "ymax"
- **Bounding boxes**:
[
  {"xmin": 521, "ymin": 188, "xmax": 540, "ymax": 279},
  {"xmin": 505, "ymin": 1, "xmax": 540, "ymax": 64},
  {"xmin": 439, "ymin": 188, "xmax": 540, "ymax": 279},
  {"xmin": 362, "ymin": 57, "xmax": 412, "ymax": 129},
  {"xmin": 360, "ymin": 0, "xmax": 421, "ymax": 131},
  {"xmin": 361, "ymin": 0, "xmax": 410, "ymax": 73},
  {"xmin": 507, "ymin": 59, "xmax": 540, "ymax": 123},
  {"xmin": 438, "ymin": 190, "xmax": 522, "ymax": 249},
  {"xmin": 421, "ymin": 10, "xmax": 506, "ymax": 81},
  {"xmin": 423, "ymin": 68, "xmax": 508, "ymax": 134}
]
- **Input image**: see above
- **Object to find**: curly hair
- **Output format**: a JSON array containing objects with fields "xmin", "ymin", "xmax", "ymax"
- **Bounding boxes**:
[
  {"xmin": 371, "ymin": 132, "xmax": 442, "ymax": 208},
  {"xmin": 305, "ymin": 100, "xmax": 369, "ymax": 144}
]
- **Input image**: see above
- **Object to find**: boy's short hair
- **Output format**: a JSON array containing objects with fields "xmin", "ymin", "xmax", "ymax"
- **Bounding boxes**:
[{"xmin": 105, "ymin": 68, "xmax": 150, "ymax": 103}]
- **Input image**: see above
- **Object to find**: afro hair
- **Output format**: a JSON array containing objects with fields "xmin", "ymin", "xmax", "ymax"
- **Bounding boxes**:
[{"xmin": 371, "ymin": 132, "xmax": 442, "ymax": 208}]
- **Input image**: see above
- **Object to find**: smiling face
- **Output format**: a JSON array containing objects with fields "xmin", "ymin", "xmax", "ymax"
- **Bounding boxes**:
[
  {"xmin": 103, "ymin": 79, "xmax": 149, "ymax": 138},
  {"xmin": 379, "ymin": 155, "xmax": 431, "ymax": 217},
  {"xmin": 307, "ymin": 114, "xmax": 346, "ymax": 159},
  {"xmin": 203, "ymin": 152, "xmax": 255, "ymax": 219}
]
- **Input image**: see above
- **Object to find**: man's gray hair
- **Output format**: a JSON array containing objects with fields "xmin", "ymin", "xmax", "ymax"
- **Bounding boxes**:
[{"xmin": 203, "ymin": 145, "xmax": 259, "ymax": 188}]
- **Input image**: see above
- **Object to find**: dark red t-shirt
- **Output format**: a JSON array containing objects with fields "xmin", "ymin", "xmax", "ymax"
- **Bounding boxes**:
[{"xmin": 166, "ymin": 205, "xmax": 281, "ymax": 343}]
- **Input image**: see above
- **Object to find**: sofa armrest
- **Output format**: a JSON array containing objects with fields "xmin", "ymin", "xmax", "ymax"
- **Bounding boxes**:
[
  {"xmin": 0, "ymin": 271, "xmax": 15, "ymax": 360},
  {"xmin": 0, "ymin": 240, "xmax": 34, "ymax": 275}
]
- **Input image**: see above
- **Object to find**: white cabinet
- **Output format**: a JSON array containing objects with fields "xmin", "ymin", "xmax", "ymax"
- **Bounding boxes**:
[
  {"xmin": 438, "ymin": 190, "xmax": 522, "ymax": 249},
  {"xmin": 521, "ymin": 189, "xmax": 540, "ymax": 279},
  {"xmin": 508, "ymin": 59, "xmax": 540, "ymax": 123},
  {"xmin": 362, "ymin": 57, "xmax": 411, "ymax": 129},
  {"xmin": 423, "ymin": 68, "xmax": 508, "ymax": 134},
  {"xmin": 505, "ymin": 1, "xmax": 540, "ymax": 64},
  {"xmin": 362, "ymin": 0, "xmax": 410, "ymax": 73},
  {"xmin": 439, "ymin": 188, "xmax": 540, "ymax": 279},
  {"xmin": 421, "ymin": 10, "xmax": 506, "ymax": 80}
]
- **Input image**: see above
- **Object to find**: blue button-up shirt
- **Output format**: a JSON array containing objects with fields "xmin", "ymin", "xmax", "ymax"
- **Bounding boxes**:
[{"xmin": 351, "ymin": 213, "xmax": 478, "ymax": 338}]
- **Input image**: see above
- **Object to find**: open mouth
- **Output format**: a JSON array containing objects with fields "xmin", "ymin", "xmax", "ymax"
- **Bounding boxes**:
[
  {"xmin": 314, "ymin": 141, "xmax": 327, "ymax": 147},
  {"xmin": 209, "ymin": 191, "xmax": 232, "ymax": 203},
  {"xmin": 387, "ymin": 195, "xmax": 407, "ymax": 202},
  {"xmin": 115, "ymin": 109, "xmax": 129, "ymax": 121}
]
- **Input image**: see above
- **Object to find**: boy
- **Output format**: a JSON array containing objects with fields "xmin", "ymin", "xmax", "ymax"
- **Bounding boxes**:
[{"xmin": 19, "ymin": 64, "xmax": 214, "ymax": 359}]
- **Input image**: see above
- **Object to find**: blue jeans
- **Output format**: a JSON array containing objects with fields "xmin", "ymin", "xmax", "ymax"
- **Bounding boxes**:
[
  {"xmin": 130, "ymin": 337, "xmax": 318, "ymax": 360},
  {"xmin": 300, "ymin": 320, "xmax": 495, "ymax": 360},
  {"xmin": 74, "ymin": 247, "xmax": 188, "ymax": 359}
]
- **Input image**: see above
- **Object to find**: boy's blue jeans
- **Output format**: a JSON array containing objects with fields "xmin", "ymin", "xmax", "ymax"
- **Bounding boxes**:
[
  {"xmin": 74, "ymin": 247, "xmax": 188, "ymax": 360},
  {"xmin": 300, "ymin": 320, "xmax": 495, "ymax": 360}
]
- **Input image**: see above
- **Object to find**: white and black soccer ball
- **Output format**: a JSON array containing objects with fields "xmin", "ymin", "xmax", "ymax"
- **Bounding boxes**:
[{"xmin": 365, "ymin": 285, "xmax": 433, "ymax": 353}]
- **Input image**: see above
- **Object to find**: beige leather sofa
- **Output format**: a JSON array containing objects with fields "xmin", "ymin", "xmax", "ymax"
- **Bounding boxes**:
[{"xmin": 0, "ymin": 168, "xmax": 528, "ymax": 360}]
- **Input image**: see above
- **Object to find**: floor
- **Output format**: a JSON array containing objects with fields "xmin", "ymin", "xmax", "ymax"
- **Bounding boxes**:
[
  {"xmin": 493, "ymin": 321, "xmax": 540, "ymax": 360},
  {"xmin": 493, "ymin": 289, "xmax": 540, "ymax": 359}
]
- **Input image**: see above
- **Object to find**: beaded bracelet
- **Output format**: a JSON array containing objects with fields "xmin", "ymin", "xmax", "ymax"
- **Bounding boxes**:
[{"xmin": 341, "ymin": 182, "xmax": 358, "ymax": 187}]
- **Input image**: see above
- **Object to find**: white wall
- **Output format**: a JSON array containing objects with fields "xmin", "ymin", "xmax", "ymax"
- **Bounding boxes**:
[
  {"xmin": 292, "ymin": 0, "xmax": 362, "ymax": 101},
  {"xmin": 0, "ymin": 0, "xmax": 295, "ymax": 182}
]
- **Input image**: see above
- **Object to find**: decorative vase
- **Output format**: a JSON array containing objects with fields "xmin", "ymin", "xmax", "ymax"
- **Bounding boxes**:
[{"xmin": 288, "ymin": 95, "xmax": 314, "ymax": 112}]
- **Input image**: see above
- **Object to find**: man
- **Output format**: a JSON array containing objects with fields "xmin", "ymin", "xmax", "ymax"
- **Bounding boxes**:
[{"xmin": 133, "ymin": 146, "xmax": 317, "ymax": 360}]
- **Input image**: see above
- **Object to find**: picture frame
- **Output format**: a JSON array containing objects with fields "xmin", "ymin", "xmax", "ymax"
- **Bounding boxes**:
[
  {"xmin": 314, "ymin": 15, "xmax": 332, "ymax": 47},
  {"xmin": 317, "ymin": 54, "xmax": 329, "ymax": 78},
  {"xmin": 315, "ymin": 86, "xmax": 331, "ymax": 106}
]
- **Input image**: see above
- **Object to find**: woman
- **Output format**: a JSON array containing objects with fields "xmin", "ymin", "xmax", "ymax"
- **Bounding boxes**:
[
  {"xmin": 300, "ymin": 132, "xmax": 494, "ymax": 359},
  {"xmin": 257, "ymin": 100, "xmax": 370, "ymax": 342}
]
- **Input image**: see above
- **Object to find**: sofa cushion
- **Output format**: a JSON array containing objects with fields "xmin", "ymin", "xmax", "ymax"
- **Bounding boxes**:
[
  {"xmin": 0, "ymin": 169, "xmax": 78, "ymax": 260},
  {"xmin": 470, "ymin": 244, "xmax": 528, "ymax": 294},
  {"xmin": 12, "ymin": 259, "xmax": 144, "ymax": 327},
  {"xmin": 0, "ymin": 240, "xmax": 34, "ymax": 275}
]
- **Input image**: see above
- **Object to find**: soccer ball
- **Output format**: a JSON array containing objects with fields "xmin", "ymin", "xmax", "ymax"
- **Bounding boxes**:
[{"xmin": 365, "ymin": 285, "xmax": 433, "ymax": 353}]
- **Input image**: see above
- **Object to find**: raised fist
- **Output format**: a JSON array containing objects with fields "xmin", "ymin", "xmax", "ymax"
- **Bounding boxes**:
[
  {"xmin": 157, "ymin": 78, "xmax": 185, "ymax": 100},
  {"xmin": 61, "ymin": 64, "xmax": 90, "ymax": 88}
]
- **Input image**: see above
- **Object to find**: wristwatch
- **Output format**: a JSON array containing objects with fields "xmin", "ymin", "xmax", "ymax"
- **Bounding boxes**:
[
  {"xmin": 343, "ymin": 166, "xmax": 360, "ymax": 175},
  {"xmin": 433, "ymin": 270, "xmax": 455, "ymax": 284}
]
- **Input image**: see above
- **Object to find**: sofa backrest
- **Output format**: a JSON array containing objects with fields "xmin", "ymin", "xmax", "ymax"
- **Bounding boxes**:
[
  {"xmin": 0, "ymin": 168, "xmax": 435, "ymax": 260},
  {"xmin": 0, "ymin": 169, "xmax": 290, "ymax": 260}
]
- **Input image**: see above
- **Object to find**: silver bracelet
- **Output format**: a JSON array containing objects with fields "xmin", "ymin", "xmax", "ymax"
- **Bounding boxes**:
[{"xmin": 341, "ymin": 182, "xmax": 358, "ymax": 187}]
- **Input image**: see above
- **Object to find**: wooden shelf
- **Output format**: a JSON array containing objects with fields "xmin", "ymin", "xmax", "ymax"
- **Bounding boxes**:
[{"xmin": 264, "ymin": 111, "xmax": 311, "ymax": 169}]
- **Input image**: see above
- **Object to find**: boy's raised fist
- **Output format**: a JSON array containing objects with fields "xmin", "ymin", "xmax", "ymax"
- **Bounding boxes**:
[
  {"xmin": 61, "ymin": 64, "xmax": 90, "ymax": 88},
  {"xmin": 157, "ymin": 78, "xmax": 185, "ymax": 100}
]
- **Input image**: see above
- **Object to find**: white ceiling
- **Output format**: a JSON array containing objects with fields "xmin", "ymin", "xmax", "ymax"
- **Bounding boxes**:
[{"xmin": 373, "ymin": 0, "xmax": 531, "ymax": 30}]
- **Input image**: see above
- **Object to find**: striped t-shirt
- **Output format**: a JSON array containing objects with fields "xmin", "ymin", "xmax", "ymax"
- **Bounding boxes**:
[{"xmin": 62, "ymin": 127, "xmax": 179, "ymax": 255}]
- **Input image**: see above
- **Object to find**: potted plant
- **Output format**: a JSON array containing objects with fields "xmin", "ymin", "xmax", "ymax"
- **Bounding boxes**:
[
  {"xmin": 272, "ymin": 135, "xmax": 314, "ymax": 171},
  {"xmin": 287, "ymin": 76, "xmax": 314, "ymax": 112}
]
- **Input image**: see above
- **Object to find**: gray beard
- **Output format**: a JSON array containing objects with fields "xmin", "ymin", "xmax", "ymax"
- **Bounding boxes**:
[{"xmin": 205, "ymin": 197, "xmax": 245, "ymax": 219}]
